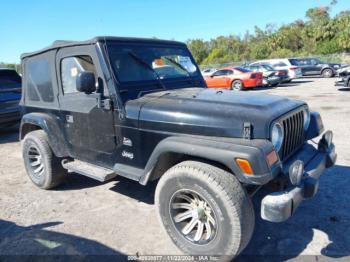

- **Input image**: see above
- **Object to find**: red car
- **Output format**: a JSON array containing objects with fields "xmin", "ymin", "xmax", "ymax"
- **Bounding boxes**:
[{"xmin": 204, "ymin": 67, "xmax": 263, "ymax": 90}]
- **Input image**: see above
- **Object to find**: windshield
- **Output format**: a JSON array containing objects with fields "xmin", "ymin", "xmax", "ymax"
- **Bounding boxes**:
[
  {"xmin": 107, "ymin": 43, "xmax": 199, "ymax": 87},
  {"xmin": 261, "ymin": 64, "xmax": 274, "ymax": 71}
]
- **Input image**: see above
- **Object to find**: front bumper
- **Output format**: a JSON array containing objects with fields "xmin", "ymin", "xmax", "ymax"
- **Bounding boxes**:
[{"xmin": 261, "ymin": 131, "xmax": 337, "ymax": 222}]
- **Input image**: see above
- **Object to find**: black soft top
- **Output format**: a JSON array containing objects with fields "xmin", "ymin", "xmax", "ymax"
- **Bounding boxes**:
[{"xmin": 21, "ymin": 36, "xmax": 186, "ymax": 59}]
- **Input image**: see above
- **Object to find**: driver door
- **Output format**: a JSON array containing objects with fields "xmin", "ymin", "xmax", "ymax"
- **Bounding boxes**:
[
  {"xmin": 207, "ymin": 70, "xmax": 228, "ymax": 88},
  {"xmin": 56, "ymin": 46, "xmax": 117, "ymax": 166}
]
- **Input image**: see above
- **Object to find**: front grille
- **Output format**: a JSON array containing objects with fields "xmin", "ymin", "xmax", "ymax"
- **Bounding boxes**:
[{"xmin": 280, "ymin": 110, "xmax": 305, "ymax": 160}]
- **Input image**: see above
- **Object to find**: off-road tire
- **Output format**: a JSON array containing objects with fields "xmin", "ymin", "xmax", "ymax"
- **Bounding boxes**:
[
  {"xmin": 322, "ymin": 68, "xmax": 333, "ymax": 78},
  {"xmin": 155, "ymin": 161, "xmax": 255, "ymax": 259},
  {"xmin": 231, "ymin": 80, "xmax": 244, "ymax": 91},
  {"xmin": 22, "ymin": 130, "xmax": 66, "ymax": 189}
]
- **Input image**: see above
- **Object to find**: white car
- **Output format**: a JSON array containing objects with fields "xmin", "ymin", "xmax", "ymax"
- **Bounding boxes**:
[
  {"xmin": 251, "ymin": 59, "xmax": 302, "ymax": 82},
  {"xmin": 201, "ymin": 68, "xmax": 217, "ymax": 77}
]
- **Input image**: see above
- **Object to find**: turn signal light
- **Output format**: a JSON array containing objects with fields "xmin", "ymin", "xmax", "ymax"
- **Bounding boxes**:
[{"xmin": 236, "ymin": 159, "xmax": 253, "ymax": 175}]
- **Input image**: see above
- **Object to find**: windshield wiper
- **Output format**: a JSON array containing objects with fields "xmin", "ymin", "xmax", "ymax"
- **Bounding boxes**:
[
  {"xmin": 163, "ymin": 57, "xmax": 196, "ymax": 86},
  {"xmin": 128, "ymin": 51, "xmax": 166, "ymax": 90}
]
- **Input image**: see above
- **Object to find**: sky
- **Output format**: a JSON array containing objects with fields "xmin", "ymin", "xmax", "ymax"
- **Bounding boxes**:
[{"xmin": 0, "ymin": 0, "xmax": 348, "ymax": 63}]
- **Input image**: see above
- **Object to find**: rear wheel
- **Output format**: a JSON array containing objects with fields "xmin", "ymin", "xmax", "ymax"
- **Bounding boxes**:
[
  {"xmin": 322, "ymin": 68, "xmax": 333, "ymax": 78},
  {"xmin": 22, "ymin": 130, "xmax": 66, "ymax": 189},
  {"xmin": 231, "ymin": 80, "xmax": 244, "ymax": 91},
  {"xmin": 155, "ymin": 161, "xmax": 255, "ymax": 259}
]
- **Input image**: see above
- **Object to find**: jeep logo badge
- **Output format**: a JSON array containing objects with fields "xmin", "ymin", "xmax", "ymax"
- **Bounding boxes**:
[{"xmin": 122, "ymin": 151, "xmax": 134, "ymax": 159}]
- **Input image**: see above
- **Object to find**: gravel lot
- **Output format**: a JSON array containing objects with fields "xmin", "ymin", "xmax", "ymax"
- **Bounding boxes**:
[{"xmin": 0, "ymin": 77, "xmax": 349, "ymax": 261}]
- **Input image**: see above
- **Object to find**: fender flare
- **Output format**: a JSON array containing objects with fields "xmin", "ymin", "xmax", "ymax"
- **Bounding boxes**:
[
  {"xmin": 139, "ymin": 136, "xmax": 280, "ymax": 185},
  {"xmin": 20, "ymin": 112, "xmax": 70, "ymax": 157}
]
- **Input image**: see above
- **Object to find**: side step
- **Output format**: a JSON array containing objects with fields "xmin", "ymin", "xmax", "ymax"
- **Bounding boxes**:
[
  {"xmin": 113, "ymin": 164, "xmax": 144, "ymax": 182},
  {"xmin": 62, "ymin": 160, "xmax": 117, "ymax": 182}
]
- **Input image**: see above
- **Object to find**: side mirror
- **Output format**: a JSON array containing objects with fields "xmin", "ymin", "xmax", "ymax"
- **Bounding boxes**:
[{"xmin": 76, "ymin": 71, "xmax": 96, "ymax": 94}]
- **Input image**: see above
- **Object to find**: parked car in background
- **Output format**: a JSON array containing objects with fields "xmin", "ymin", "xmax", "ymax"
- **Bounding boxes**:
[
  {"xmin": 0, "ymin": 69, "xmax": 22, "ymax": 129},
  {"xmin": 251, "ymin": 58, "xmax": 302, "ymax": 82},
  {"xmin": 293, "ymin": 58, "xmax": 341, "ymax": 78},
  {"xmin": 335, "ymin": 64, "xmax": 350, "ymax": 89},
  {"xmin": 201, "ymin": 67, "xmax": 217, "ymax": 77},
  {"xmin": 204, "ymin": 67, "xmax": 263, "ymax": 90},
  {"xmin": 336, "ymin": 64, "xmax": 350, "ymax": 78},
  {"xmin": 243, "ymin": 64, "xmax": 289, "ymax": 87}
]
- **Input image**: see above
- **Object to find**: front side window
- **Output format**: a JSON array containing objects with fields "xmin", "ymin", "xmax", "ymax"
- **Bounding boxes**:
[
  {"xmin": 213, "ymin": 70, "xmax": 226, "ymax": 76},
  {"xmin": 107, "ymin": 43, "xmax": 199, "ymax": 86},
  {"xmin": 261, "ymin": 65, "xmax": 274, "ymax": 71},
  {"xmin": 61, "ymin": 56, "xmax": 97, "ymax": 94},
  {"xmin": 310, "ymin": 58, "xmax": 321, "ymax": 65}
]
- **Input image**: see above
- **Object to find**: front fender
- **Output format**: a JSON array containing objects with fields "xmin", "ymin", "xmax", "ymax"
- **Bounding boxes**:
[
  {"xmin": 139, "ymin": 136, "xmax": 281, "ymax": 185},
  {"xmin": 20, "ymin": 113, "xmax": 69, "ymax": 157}
]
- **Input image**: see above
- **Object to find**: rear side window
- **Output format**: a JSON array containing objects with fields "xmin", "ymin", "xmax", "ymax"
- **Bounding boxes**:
[
  {"xmin": 272, "ymin": 62, "xmax": 287, "ymax": 67},
  {"xmin": 0, "ymin": 70, "xmax": 21, "ymax": 88},
  {"xmin": 212, "ymin": 70, "xmax": 227, "ymax": 76},
  {"xmin": 61, "ymin": 56, "xmax": 97, "ymax": 94},
  {"xmin": 234, "ymin": 67, "xmax": 251, "ymax": 73},
  {"xmin": 26, "ymin": 59, "xmax": 54, "ymax": 102},
  {"xmin": 288, "ymin": 59, "xmax": 300, "ymax": 66}
]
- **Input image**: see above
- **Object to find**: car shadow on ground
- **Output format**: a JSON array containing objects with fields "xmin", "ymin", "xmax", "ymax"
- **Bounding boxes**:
[
  {"xmin": 238, "ymin": 164, "xmax": 350, "ymax": 261},
  {"xmin": 109, "ymin": 177, "xmax": 157, "ymax": 205},
  {"xmin": 249, "ymin": 80, "xmax": 315, "ymax": 91},
  {"xmin": 0, "ymin": 126, "xmax": 19, "ymax": 144},
  {"xmin": 278, "ymin": 80, "xmax": 315, "ymax": 88},
  {"xmin": 337, "ymin": 88, "xmax": 350, "ymax": 92},
  {"xmin": 0, "ymin": 219, "xmax": 127, "ymax": 260},
  {"xmin": 55, "ymin": 173, "xmax": 110, "ymax": 191}
]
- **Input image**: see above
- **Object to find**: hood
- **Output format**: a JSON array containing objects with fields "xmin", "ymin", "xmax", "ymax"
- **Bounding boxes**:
[
  {"xmin": 327, "ymin": 62, "xmax": 341, "ymax": 68},
  {"xmin": 126, "ymin": 88, "xmax": 305, "ymax": 139}
]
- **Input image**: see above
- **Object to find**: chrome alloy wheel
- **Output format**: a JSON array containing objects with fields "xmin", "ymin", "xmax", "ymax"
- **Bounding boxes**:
[
  {"xmin": 27, "ymin": 145, "xmax": 44, "ymax": 179},
  {"xmin": 233, "ymin": 81, "xmax": 242, "ymax": 90},
  {"xmin": 170, "ymin": 189, "xmax": 217, "ymax": 245}
]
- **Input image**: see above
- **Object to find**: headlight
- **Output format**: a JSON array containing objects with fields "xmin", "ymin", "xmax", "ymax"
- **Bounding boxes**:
[
  {"xmin": 303, "ymin": 108, "xmax": 311, "ymax": 130},
  {"xmin": 271, "ymin": 122, "xmax": 284, "ymax": 152}
]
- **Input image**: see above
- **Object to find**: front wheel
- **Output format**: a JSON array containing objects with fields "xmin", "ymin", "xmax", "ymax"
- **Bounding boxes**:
[
  {"xmin": 231, "ymin": 80, "xmax": 244, "ymax": 91},
  {"xmin": 155, "ymin": 161, "xmax": 255, "ymax": 259},
  {"xmin": 22, "ymin": 130, "xmax": 66, "ymax": 189}
]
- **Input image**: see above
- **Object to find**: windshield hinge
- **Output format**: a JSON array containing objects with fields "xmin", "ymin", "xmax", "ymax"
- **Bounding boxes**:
[
  {"xmin": 243, "ymin": 122, "xmax": 252, "ymax": 140},
  {"xmin": 97, "ymin": 97, "xmax": 112, "ymax": 110}
]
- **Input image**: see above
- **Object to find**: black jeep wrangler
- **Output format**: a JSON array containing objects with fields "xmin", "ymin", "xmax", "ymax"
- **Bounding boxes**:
[{"xmin": 20, "ymin": 37, "xmax": 336, "ymax": 258}]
